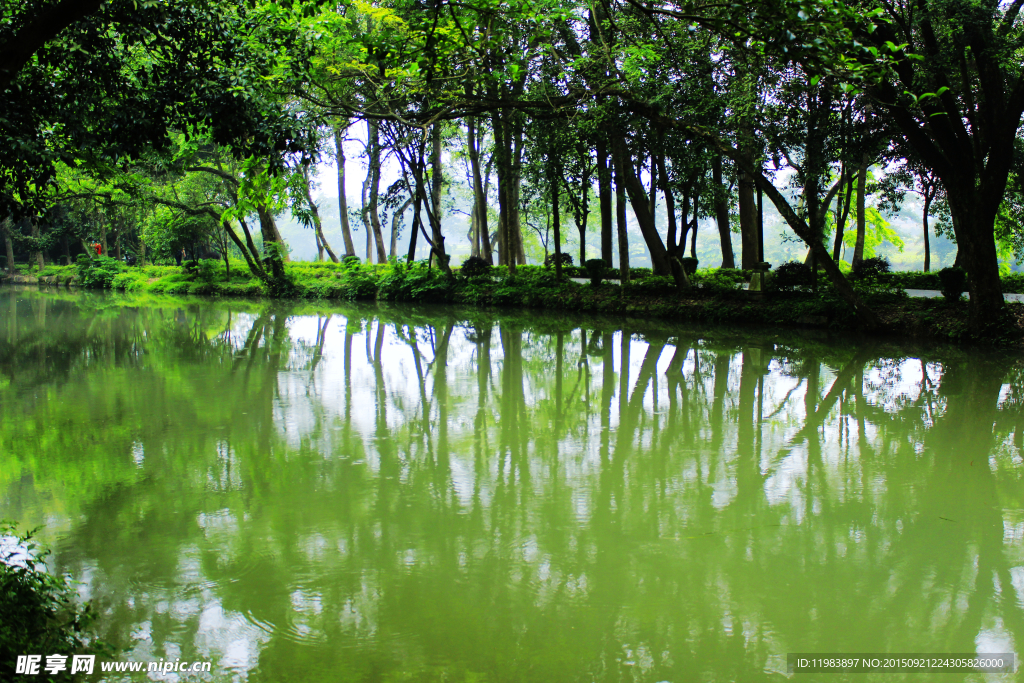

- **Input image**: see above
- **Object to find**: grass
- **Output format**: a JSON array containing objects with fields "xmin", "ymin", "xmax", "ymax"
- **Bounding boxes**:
[{"xmin": 6, "ymin": 258, "xmax": 1024, "ymax": 345}]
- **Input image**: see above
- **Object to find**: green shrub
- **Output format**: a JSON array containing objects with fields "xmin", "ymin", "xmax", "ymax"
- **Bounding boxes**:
[
  {"xmin": 938, "ymin": 266, "xmax": 967, "ymax": 302},
  {"xmin": 74, "ymin": 255, "xmax": 124, "ymax": 289},
  {"xmin": 624, "ymin": 276, "xmax": 676, "ymax": 296},
  {"xmin": 679, "ymin": 257, "xmax": 699, "ymax": 275},
  {"xmin": 460, "ymin": 256, "xmax": 492, "ymax": 278},
  {"xmin": 584, "ymin": 259, "xmax": 608, "ymax": 287},
  {"xmin": 220, "ymin": 280, "xmax": 265, "ymax": 297},
  {"xmin": 339, "ymin": 265, "xmax": 379, "ymax": 300},
  {"xmin": 109, "ymin": 271, "xmax": 147, "ymax": 291},
  {"xmin": 710, "ymin": 268, "xmax": 747, "ymax": 284},
  {"xmin": 771, "ymin": 261, "xmax": 812, "ymax": 291},
  {"xmin": 544, "ymin": 252, "xmax": 573, "ymax": 267},
  {"xmin": 1, "ymin": 523, "xmax": 112, "ymax": 682},
  {"xmin": 852, "ymin": 256, "xmax": 890, "ymax": 280},
  {"xmin": 696, "ymin": 271, "xmax": 741, "ymax": 297},
  {"xmin": 881, "ymin": 271, "xmax": 941, "ymax": 290},
  {"xmin": 1001, "ymin": 272, "xmax": 1024, "ymax": 293}
]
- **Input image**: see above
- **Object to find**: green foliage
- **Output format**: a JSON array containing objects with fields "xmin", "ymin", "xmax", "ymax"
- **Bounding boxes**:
[
  {"xmin": 109, "ymin": 270, "xmax": 148, "ymax": 291},
  {"xmin": 74, "ymin": 255, "xmax": 124, "ymax": 289},
  {"xmin": 459, "ymin": 256, "xmax": 493, "ymax": 279},
  {"xmin": 694, "ymin": 271, "xmax": 741, "ymax": 298},
  {"xmin": 878, "ymin": 271, "xmax": 941, "ymax": 290},
  {"xmin": 1001, "ymin": 272, "xmax": 1024, "ymax": 294},
  {"xmin": 1, "ymin": 523, "xmax": 111, "ymax": 682},
  {"xmin": 543, "ymin": 252, "xmax": 573, "ymax": 267},
  {"xmin": 193, "ymin": 259, "xmax": 221, "ymax": 283},
  {"xmin": 842, "ymin": 207, "xmax": 904, "ymax": 258},
  {"xmin": 3, "ymin": 0, "xmax": 320, "ymax": 221},
  {"xmin": 851, "ymin": 256, "xmax": 890, "ymax": 280},
  {"xmin": 623, "ymin": 276, "xmax": 678, "ymax": 297},
  {"xmin": 377, "ymin": 260, "xmax": 453, "ymax": 302},
  {"xmin": 938, "ymin": 267, "xmax": 968, "ymax": 302},
  {"xmin": 771, "ymin": 261, "xmax": 813, "ymax": 291},
  {"xmin": 705, "ymin": 268, "xmax": 747, "ymax": 284}
]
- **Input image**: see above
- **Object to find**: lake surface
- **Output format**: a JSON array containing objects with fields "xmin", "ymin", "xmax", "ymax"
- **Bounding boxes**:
[{"xmin": 1, "ymin": 288, "xmax": 1022, "ymax": 682}]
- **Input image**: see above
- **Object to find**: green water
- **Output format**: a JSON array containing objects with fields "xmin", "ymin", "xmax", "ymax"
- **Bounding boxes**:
[{"xmin": 1, "ymin": 288, "xmax": 1022, "ymax": 682}]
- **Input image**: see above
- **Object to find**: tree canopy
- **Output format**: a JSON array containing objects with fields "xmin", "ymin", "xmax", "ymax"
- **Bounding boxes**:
[{"xmin": 4, "ymin": 0, "xmax": 1024, "ymax": 332}]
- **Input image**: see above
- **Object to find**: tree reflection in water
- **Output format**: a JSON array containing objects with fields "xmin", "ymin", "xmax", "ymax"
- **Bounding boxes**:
[{"xmin": 1, "ymin": 289, "xmax": 1022, "ymax": 682}]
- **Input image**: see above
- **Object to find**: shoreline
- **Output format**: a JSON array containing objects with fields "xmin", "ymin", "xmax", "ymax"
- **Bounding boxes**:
[{"xmin": 3, "ymin": 262, "xmax": 1024, "ymax": 346}]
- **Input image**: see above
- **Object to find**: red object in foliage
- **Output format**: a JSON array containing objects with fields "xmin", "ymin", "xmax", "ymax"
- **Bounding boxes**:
[{"xmin": 92, "ymin": 243, "xmax": 102, "ymax": 255}]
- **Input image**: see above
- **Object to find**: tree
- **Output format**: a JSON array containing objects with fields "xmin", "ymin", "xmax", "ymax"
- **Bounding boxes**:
[
  {"xmin": 1, "ymin": 0, "xmax": 319, "ymax": 220},
  {"xmin": 857, "ymin": 0, "xmax": 1024, "ymax": 329}
]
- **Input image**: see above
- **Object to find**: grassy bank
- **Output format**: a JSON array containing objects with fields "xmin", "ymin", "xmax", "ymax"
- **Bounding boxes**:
[{"xmin": 5, "ymin": 256, "xmax": 1024, "ymax": 345}]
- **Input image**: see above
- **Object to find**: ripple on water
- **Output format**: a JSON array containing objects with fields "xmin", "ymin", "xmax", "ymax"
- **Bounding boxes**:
[{"xmin": 240, "ymin": 609, "xmax": 330, "ymax": 647}]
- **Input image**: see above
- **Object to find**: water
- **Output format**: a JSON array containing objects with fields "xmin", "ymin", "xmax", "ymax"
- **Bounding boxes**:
[{"xmin": 1, "ymin": 288, "xmax": 1022, "ymax": 682}]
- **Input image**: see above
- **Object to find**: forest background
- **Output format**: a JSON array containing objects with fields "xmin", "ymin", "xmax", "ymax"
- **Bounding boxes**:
[{"xmin": 4, "ymin": 0, "xmax": 1024, "ymax": 333}]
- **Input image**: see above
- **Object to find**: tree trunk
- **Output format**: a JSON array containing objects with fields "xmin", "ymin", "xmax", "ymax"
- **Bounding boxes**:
[
  {"xmin": 492, "ymin": 109, "xmax": 513, "ymax": 270},
  {"xmin": 407, "ymin": 186, "xmax": 421, "ymax": 263},
  {"xmin": 360, "ymin": 122, "xmax": 374, "ymax": 263},
  {"xmin": 852, "ymin": 157, "xmax": 868, "ymax": 267},
  {"xmin": 223, "ymin": 219, "xmax": 265, "ymax": 279},
  {"xmin": 510, "ymin": 115, "xmax": 526, "ymax": 265},
  {"xmin": 31, "ymin": 220, "xmax": 43, "ymax": 270},
  {"xmin": 596, "ymin": 138, "xmax": 613, "ymax": 266},
  {"xmin": 922, "ymin": 188, "xmax": 932, "ymax": 273},
  {"xmin": 2, "ymin": 219, "xmax": 14, "ymax": 275},
  {"xmin": 738, "ymin": 168, "xmax": 758, "ymax": 269},
  {"xmin": 256, "ymin": 205, "xmax": 287, "ymax": 280},
  {"xmin": 612, "ymin": 143, "xmax": 630, "ymax": 284},
  {"xmin": 334, "ymin": 124, "xmax": 357, "ymax": 257},
  {"xmin": 390, "ymin": 197, "xmax": 412, "ymax": 258},
  {"xmin": 302, "ymin": 167, "xmax": 338, "ymax": 263},
  {"xmin": 949, "ymin": 187, "xmax": 1005, "ymax": 330},
  {"xmin": 550, "ymin": 159, "xmax": 563, "ymax": 278},
  {"xmin": 467, "ymin": 116, "xmax": 490, "ymax": 262},
  {"xmin": 481, "ymin": 152, "xmax": 494, "ymax": 263},
  {"xmin": 614, "ymin": 137, "xmax": 671, "ymax": 275},
  {"xmin": 711, "ymin": 154, "xmax": 735, "ymax": 268},
  {"xmin": 429, "ymin": 123, "xmax": 450, "ymax": 273},
  {"xmin": 757, "ymin": 184, "xmax": 764, "ymax": 262},
  {"xmin": 366, "ymin": 119, "xmax": 387, "ymax": 263},
  {"xmin": 832, "ymin": 170, "xmax": 854, "ymax": 262}
]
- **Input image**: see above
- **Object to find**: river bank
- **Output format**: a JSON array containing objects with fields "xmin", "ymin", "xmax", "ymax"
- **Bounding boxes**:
[{"xmin": 3, "ymin": 258, "xmax": 1024, "ymax": 345}]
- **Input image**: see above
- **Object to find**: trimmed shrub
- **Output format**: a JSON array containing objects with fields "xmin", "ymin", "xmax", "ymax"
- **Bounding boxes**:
[
  {"xmin": 460, "ymin": 256, "xmax": 492, "ymax": 278},
  {"xmin": 679, "ymin": 257, "xmax": 699, "ymax": 275},
  {"xmin": 852, "ymin": 256, "xmax": 890, "ymax": 280},
  {"xmin": 584, "ymin": 259, "xmax": 609, "ymax": 286},
  {"xmin": 712, "ymin": 268, "xmax": 748, "ymax": 284},
  {"xmin": 544, "ymin": 252, "xmax": 573, "ymax": 267},
  {"xmin": 938, "ymin": 266, "xmax": 968, "ymax": 302},
  {"xmin": 772, "ymin": 261, "xmax": 813, "ymax": 291}
]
